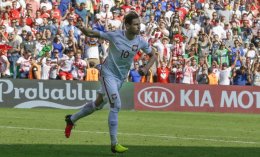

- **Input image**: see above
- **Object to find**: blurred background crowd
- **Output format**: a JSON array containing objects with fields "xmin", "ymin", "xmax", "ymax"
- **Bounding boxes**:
[{"xmin": 0, "ymin": 0, "xmax": 259, "ymax": 86}]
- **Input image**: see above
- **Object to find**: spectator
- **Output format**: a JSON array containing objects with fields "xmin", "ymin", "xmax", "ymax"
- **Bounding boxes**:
[
  {"xmin": 7, "ymin": 32, "xmax": 20, "ymax": 78},
  {"xmin": 85, "ymin": 61, "xmax": 99, "ymax": 81},
  {"xmin": 16, "ymin": 50, "xmax": 32, "ymax": 78},
  {"xmin": 59, "ymin": 0, "xmax": 71, "ymax": 17},
  {"xmin": 153, "ymin": 36, "xmax": 171, "ymax": 61},
  {"xmin": 108, "ymin": 10, "xmax": 122, "ymax": 30},
  {"xmin": 52, "ymin": 37, "xmax": 65, "ymax": 58},
  {"xmin": 110, "ymin": 0, "xmax": 121, "ymax": 14},
  {"xmin": 246, "ymin": 43, "xmax": 258, "ymax": 64},
  {"xmin": 140, "ymin": 54, "xmax": 153, "ymax": 83},
  {"xmin": 223, "ymin": 31, "xmax": 233, "ymax": 49},
  {"xmin": 28, "ymin": 57, "xmax": 41, "ymax": 79},
  {"xmin": 59, "ymin": 50, "xmax": 75, "ymax": 80},
  {"xmin": 121, "ymin": 0, "xmax": 131, "ymax": 13},
  {"xmin": 100, "ymin": 0, "xmax": 115, "ymax": 11},
  {"xmin": 72, "ymin": 50, "xmax": 87, "ymax": 80},
  {"xmin": 219, "ymin": 54, "xmax": 238, "ymax": 85},
  {"xmin": 208, "ymin": 67, "xmax": 218, "ymax": 85},
  {"xmin": 181, "ymin": 20, "xmax": 193, "ymax": 42},
  {"xmin": 156, "ymin": 55, "xmax": 171, "ymax": 83},
  {"xmin": 205, "ymin": 2, "xmax": 215, "ymax": 19},
  {"xmin": 212, "ymin": 19, "xmax": 226, "ymax": 40},
  {"xmin": 0, "ymin": 11, "xmax": 11, "ymax": 26},
  {"xmin": 49, "ymin": 51, "xmax": 61, "ymax": 80},
  {"xmin": 40, "ymin": 0, "xmax": 52, "ymax": 11},
  {"xmin": 157, "ymin": 20, "xmax": 169, "ymax": 37},
  {"xmin": 175, "ymin": 62, "xmax": 184, "ymax": 84},
  {"xmin": 100, "ymin": 4, "xmax": 113, "ymax": 24},
  {"xmin": 230, "ymin": 39, "xmax": 244, "ymax": 67},
  {"xmin": 92, "ymin": 14, "xmax": 105, "ymax": 32},
  {"xmin": 182, "ymin": 57, "xmax": 197, "ymax": 84},
  {"xmin": 26, "ymin": 0, "xmax": 40, "ymax": 16},
  {"xmin": 83, "ymin": 37, "xmax": 100, "ymax": 67},
  {"xmin": 0, "ymin": 47, "xmax": 10, "ymax": 78},
  {"xmin": 51, "ymin": 2, "xmax": 62, "ymax": 23},
  {"xmin": 20, "ymin": 32, "xmax": 36, "ymax": 56},
  {"xmin": 10, "ymin": 0, "xmax": 22, "ymax": 20},
  {"xmin": 251, "ymin": 29, "xmax": 260, "ymax": 47},
  {"xmin": 49, "ymin": 18, "xmax": 59, "ymax": 37},
  {"xmin": 64, "ymin": 36, "xmax": 77, "ymax": 54},
  {"xmin": 190, "ymin": 17, "xmax": 201, "ymax": 37},
  {"xmin": 169, "ymin": 18, "xmax": 181, "ymax": 38},
  {"xmin": 232, "ymin": 66, "xmax": 249, "ymax": 86},
  {"xmin": 128, "ymin": 62, "xmax": 141, "ymax": 82},
  {"xmin": 40, "ymin": 55, "xmax": 52, "ymax": 80},
  {"xmin": 197, "ymin": 67, "xmax": 209, "ymax": 84},
  {"xmin": 217, "ymin": 42, "xmax": 230, "ymax": 66},
  {"xmin": 75, "ymin": 3, "xmax": 89, "ymax": 26},
  {"xmin": 41, "ymin": 6, "xmax": 50, "ymax": 19},
  {"xmin": 252, "ymin": 59, "xmax": 260, "ymax": 86},
  {"xmin": 198, "ymin": 32, "xmax": 211, "ymax": 57},
  {"xmin": 218, "ymin": 4, "xmax": 232, "ymax": 23},
  {"xmin": 62, "ymin": 16, "xmax": 80, "ymax": 39}
]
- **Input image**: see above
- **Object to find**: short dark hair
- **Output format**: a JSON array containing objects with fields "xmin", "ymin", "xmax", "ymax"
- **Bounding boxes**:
[{"xmin": 124, "ymin": 11, "xmax": 139, "ymax": 25}]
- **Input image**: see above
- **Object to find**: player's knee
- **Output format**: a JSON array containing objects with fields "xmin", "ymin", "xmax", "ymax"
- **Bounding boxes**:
[
  {"xmin": 94, "ymin": 93, "xmax": 107, "ymax": 110},
  {"xmin": 110, "ymin": 105, "xmax": 120, "ymax": 113},
  {"xmin": 96, "ymin": 98, "xmax": 108, "ymax": 110}
]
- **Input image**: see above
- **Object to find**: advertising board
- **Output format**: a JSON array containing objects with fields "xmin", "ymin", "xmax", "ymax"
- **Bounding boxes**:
[{"xmin": 135, "ymin": 83, "xmax": 260, "ymax": 114}]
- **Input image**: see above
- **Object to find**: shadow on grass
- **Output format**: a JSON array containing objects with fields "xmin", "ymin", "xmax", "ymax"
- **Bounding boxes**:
[{"xmin": 0, "ymin": 144, "xmax": 260, "ymax": 157}]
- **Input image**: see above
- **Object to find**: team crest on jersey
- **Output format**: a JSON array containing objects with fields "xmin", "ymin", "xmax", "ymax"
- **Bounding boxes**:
[
  {"xmin": 132, "ymin": 45, "xmax": 138, "ymax": 52},
  {"xmin": 111, "ymin": 94, "xmax": 117, "ymax": 100}
]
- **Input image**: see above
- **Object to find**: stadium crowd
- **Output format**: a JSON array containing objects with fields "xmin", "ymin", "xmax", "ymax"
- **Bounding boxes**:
[{"xmin": 0, "ymin": 0, "xmax": 259, "ymax": 86}]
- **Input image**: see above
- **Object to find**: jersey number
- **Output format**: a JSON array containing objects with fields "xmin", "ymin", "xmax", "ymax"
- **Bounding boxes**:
[{"xmin": 121, "ymin": 50, "xmax": 129, "ymax": 58}]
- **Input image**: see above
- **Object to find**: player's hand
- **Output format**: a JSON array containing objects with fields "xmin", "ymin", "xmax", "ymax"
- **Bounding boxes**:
[{"xmin": 138, "ymin": 67, "xmax": 148, "ymax": 76}]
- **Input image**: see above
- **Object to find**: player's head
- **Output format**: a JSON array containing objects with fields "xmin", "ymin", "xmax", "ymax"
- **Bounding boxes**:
[{"xmin": 124, "ymin": 11, "xmax": 140, "ymax": 35}]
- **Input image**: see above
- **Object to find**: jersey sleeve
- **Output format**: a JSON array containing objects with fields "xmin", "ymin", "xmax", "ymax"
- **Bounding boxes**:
[
  {"xmin": 99, "ymin": 31, "xmax": 114, "ymax": 42},
  {"xmin": 140, "ymin": 37, "xmax": 152, "ymax": 54}
]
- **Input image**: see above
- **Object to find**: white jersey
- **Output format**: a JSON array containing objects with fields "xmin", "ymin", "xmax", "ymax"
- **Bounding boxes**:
[
  {"xmin": 99, "ymin": 30, "xmax": 152, "ymax": 80},
  {"xmin": 219, "ymin": 67, "xmax": 232, "ymax": 85},
  {"xmin": 41, "ymin": 63, "xmax": 51, "ymax": 80},
  {"xmin": 0, "ymin": 55, "xmax": 10, "ymax": 75},
  {"xmin": 253, "ymin": 71, "xmax": 260, "ymax": 86},
  {"xmin": 59, "ymin": 55, "xmax": 75, "ymax": 72},
  {"xmin": 16, "ymin": 56, "xmax": 31, "ymax": 72}
]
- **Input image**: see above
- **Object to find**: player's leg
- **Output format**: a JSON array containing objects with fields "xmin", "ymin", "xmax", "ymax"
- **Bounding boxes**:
[
  {"xmin": 65, "ymin": 81, "xmax": 108, "ymax": 138},
  {"xmin": 100, "ymin": 76, "xmax": 128, "ymax": 153},
  {"xmin": 70, "ymin": 94, "xmax": 102, "ymax": 123}
]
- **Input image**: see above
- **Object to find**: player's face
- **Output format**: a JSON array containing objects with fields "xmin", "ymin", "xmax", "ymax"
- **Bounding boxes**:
[{"xmin": 127, "ymin": 18, "xmax": 141, "ymax": 35}]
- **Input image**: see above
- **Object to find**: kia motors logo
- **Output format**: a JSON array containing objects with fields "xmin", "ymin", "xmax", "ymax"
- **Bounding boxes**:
[{"xmin": 137, "ymin": 86, "xmax": 175, "ymax": 108}]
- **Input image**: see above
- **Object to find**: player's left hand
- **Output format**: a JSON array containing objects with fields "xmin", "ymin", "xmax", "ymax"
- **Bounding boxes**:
[{"xmin": 138, "ymin": 67, "xmax": 148, "ymax": 76}]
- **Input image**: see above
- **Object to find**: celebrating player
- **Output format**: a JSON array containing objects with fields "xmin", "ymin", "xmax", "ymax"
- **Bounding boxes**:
[{"xmin": 64, "ymin": 11, "xmax": 157, "ymax": 153}]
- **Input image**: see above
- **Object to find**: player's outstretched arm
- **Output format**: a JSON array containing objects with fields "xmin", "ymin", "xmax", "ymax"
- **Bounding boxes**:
[{"xmin": 77, "ymin": 25, "xmax": 100, "ymax": 38}]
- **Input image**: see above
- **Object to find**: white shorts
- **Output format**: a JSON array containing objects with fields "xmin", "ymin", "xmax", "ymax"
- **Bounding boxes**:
[{"xmin": 98, "ymin": 75, "xmax": 124, "ymax": 109}]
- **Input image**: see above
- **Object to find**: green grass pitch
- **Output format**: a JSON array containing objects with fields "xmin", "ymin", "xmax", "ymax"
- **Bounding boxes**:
[{"xmin": 0, "ymin": 108, "xmax": 260, "ymax": 157}]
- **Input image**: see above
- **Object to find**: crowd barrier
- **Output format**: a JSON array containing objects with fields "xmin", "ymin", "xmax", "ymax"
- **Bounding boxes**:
[{"xmin": 0, "ymin": 79, "xmax": 259, "ymax": 114}]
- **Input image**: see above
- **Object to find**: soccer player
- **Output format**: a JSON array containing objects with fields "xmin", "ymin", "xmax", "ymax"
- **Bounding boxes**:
[{"xmin": 64, "ymin": 11, "xmax": 157, "ymax": 153}]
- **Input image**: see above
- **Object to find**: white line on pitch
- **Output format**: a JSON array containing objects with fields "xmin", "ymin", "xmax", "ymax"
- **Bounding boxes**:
[{"xmin": 0, "ymin": 125, "xmax": 258, "ymax": 145}]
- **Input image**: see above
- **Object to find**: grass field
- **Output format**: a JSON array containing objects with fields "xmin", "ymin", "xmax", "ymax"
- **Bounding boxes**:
[{"xmin": 0, "ymin": 108, "xmax": 260, "ymax": 157}]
